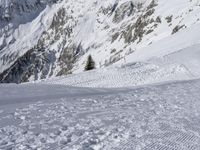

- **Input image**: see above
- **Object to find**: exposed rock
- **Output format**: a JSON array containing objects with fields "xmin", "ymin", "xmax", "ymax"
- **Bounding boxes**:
[
  {"xmin": 0, "ymin": 46, "xmax": 56, "ymax": 83},
  {"xmin": 122, "ymin": 0, "xmax": 158, "ymax": 43},
  {"xmin": 0, "ymin": 0, "xmax": 198, "ymax": 83},
  {"xmin": 113, "ymin": 1, "xmax": 135, "ymax": 23},
  {"xmin": 172, "ymin": 25, "xmax": 186, "ymax": 34},
  {"xmin": 166, "ymin": 15, "xmax": 173, "ymax": 23}
]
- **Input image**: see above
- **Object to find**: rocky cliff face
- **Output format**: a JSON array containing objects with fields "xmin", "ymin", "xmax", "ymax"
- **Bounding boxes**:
[
  {"xmin": 0, "ymin": 0, "xmax": 48, "ymax": 20},
  {"xmin": 0, "ymin": 0, "xmax": 200, "ymax": 83}
]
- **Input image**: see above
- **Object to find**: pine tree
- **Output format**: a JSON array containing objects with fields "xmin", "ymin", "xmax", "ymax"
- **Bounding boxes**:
[{"xmin": 85, "ymin": 55, "xmax": 95, "ymax": 71}]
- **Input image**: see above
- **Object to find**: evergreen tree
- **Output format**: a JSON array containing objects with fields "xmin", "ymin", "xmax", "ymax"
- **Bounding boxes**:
[{"xmin": 85, "ymin": 55, "xmax": 95, "ymax": 71}]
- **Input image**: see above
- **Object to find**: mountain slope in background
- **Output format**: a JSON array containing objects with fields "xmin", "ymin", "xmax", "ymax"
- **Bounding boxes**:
[{"xmin": 0, "ymin": 0, "xmax": 200, "ymax": 83}]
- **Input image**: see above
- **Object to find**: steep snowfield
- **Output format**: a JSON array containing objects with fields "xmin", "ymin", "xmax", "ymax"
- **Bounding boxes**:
[
  {"xmin": 0, "ymin": 0, "xmax": 200, "ymax": 83},
  {"xmin": 120, "ymin": 23, "xmax": 200, "ymax": 65},
  {"xmin": 0, "ymin": 1, "xmax": 63, "ymax": 72},
  {"xmin": 1, "ymin": 79, "xmax": 200, "ymax": 149},
  {"xmin": 73, "ymin": 0, "xmax": 200, "ymax": 72}
]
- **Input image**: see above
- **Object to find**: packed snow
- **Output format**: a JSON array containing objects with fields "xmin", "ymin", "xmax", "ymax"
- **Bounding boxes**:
[
  {"xmin": 1, "ymin": 79, "xmax": 200, "ymax": 149},
  {"xmin": 41, "ymin": 43, "xmax": 200, "ymax": 88}
]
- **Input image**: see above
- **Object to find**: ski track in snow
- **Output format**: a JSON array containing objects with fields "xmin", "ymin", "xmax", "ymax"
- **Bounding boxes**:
[
  {"xmin": 42, "ymin": 43, "xmax": 200, "ymax": 89},
  {"xmin": 42, "ymin": 61, "xmax": 194, "ymax": 88},
  {"xmin": 1, "ymin": 80, "xmax": 200, "ymax": 149}
]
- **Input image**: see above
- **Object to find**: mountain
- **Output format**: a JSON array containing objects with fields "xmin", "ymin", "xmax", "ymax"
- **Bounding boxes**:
[
  {"xmin": 1, "ymin": 1, "xmax": 200, "ymax": 149},
  {"xmin": 0, "ymin": 0, "xmax": 200, "ymax": 83}
]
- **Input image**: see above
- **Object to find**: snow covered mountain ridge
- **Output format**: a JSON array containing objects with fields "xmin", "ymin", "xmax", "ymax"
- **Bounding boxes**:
[
  {"xmin": 0, "ymin": 0, "xmax": 200, "ymax": 83},
  {"xmin": 1, "ymin": 1, "xmax": 200, "ymax": 149}
]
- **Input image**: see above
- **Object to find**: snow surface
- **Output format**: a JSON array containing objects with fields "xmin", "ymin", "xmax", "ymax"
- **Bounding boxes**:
[
  {"xmin": 41, "ymin": 43, "xmax": 200, "ymax": 88},
  {"xmin": 1, "ymin": 79, "xmax": 200, "ymax": 149},
  {"xmin": 1, "ymin": 0, "xmax": 200, "ymax": 149},
  {"xmin": 0, "ymin": 40, "xmax": 197, "ymax": 149}
]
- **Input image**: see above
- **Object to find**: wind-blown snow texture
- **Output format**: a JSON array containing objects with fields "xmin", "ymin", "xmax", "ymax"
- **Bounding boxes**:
[{"xmin": 1, "ymin": 79, "xmax": 200, "ymax": 149}]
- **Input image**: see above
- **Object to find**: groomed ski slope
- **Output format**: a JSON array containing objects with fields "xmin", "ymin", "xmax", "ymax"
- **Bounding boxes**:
[
  {"xmin": 1, "ymin": 79, "xmax": 200, "ymax": 149},
  {"xmin": 42, "ymin": 44, "xmax": 200, "ymax": 88}
]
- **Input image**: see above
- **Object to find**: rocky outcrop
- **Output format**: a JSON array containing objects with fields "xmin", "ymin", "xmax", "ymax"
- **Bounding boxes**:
[
  {"xmin": 0, "ymin": 0, "xmax": 56, "ymax": 22},
  {"xmin": 0, "ymin": 6, "xmax": 77, "ymax": 83},
  {"xmin": 122, "ymin": 0, "xmax": 158, "ymax": 43},
  {"xmin": 0, "ymin": 41, "xmax": 56, "ymax": 83},
  {"xmin": 0, "ymin": 0, "xmax": 198, "ymax": 83},
  {"xmin": 113, "ymin": 1, "xmax": 135, "ymax": 23}
]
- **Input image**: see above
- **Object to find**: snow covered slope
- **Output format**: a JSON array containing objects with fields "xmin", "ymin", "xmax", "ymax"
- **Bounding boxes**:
[
  {"xmin": 1, "ymin": 79, "xmax": 200, "ymax": 149},
  {"xmin": 41, "ymin": 43, "xmax": 200, "ymax": 88},
  {"xmin": 0, "ymin": 0, "xmax": 200, "ymax": 83},
  {"xmin": 1, "ymin": 1, "xmax": 200, "ymax": 149}
]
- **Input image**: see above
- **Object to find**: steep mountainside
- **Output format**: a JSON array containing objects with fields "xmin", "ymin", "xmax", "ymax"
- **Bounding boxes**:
[{"xmin": 0, "ymin": 0, "xmax": 200, "ymax": 83}]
